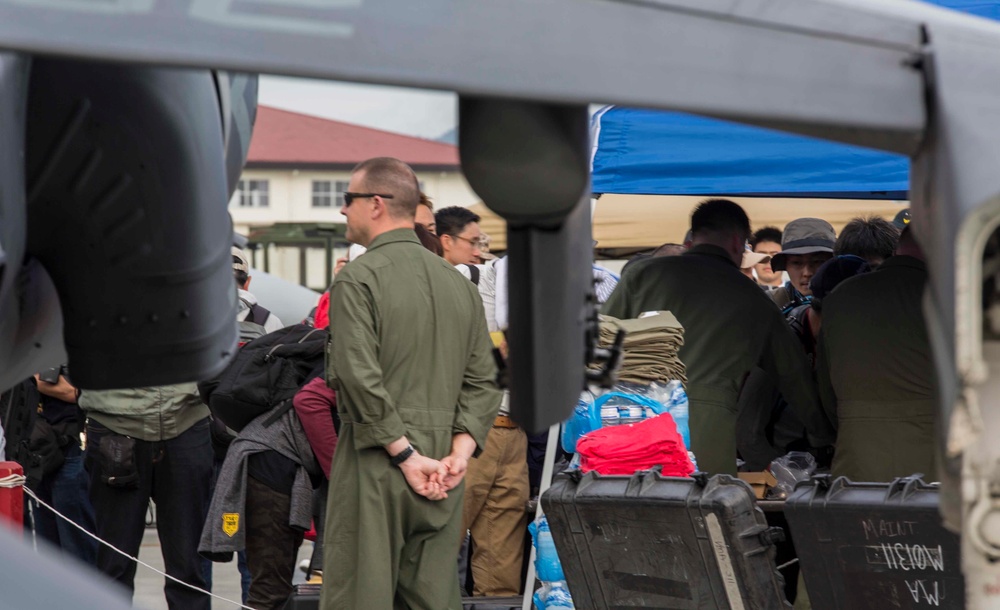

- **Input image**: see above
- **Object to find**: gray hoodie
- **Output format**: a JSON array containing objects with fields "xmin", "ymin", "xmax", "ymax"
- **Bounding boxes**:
[{"xmin": 198, "ymin": 402, "xmax": 319, "ymax": 560}]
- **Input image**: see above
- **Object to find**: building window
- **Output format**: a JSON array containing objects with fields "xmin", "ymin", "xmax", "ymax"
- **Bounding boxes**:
[
  {"xmin": 334, "ymin": 180, "xmax": 349, "ymax": 208},
  {"xmin": 312, "ymin": 180, "xmax": 332, "ymax": 207},
  {"xmin": 236, "ymin": 179, "xmax": 269, "ymax": 208},
  {"xmin": 312, "ymin": 180, "xmax": 350, "ymax": 208}
]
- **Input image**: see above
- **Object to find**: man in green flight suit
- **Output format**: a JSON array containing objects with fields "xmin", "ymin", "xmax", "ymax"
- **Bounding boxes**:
[
  {"xmin": 604, "ymin": 199, "xmax": 835, "ymax": 475},
  {"xmin": 816, "ymin": 226, "xmax": 937, "ymax": 482},
  {"xmin": 321, "ymin": 157, "xmax": 501, "ymax": 610}
]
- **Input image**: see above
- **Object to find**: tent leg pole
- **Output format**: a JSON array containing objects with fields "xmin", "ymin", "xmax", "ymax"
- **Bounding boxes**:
[{"xmin": 522, "ymin": 423, "xmax": 561, "ymax": 610}]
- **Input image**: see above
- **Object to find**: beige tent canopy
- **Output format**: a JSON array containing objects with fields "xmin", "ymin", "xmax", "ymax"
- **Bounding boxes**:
[{"xmin": 470, "ymin": 195, "xmax": 908, "ymax": 252}]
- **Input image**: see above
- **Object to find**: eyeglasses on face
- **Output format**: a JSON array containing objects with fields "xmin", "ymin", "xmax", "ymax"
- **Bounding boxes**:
[
  {"xmin": 450, "ymin": 234, "xmax": 487, "ymax": 249},
  {"xmin": 343, "ymin": 192, "xmax": 394, "ymax": 207}
]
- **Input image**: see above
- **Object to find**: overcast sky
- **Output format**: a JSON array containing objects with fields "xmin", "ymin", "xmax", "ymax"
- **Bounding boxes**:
[{"xmin": 258, "ymin": 75, "xmax": 458, "ymax": 140}]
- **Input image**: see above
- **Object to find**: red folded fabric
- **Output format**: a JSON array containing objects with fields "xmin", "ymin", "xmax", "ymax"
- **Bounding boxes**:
[{"xmin": 576, "ymin": 412, "xmax": 694, "ymax": 476}]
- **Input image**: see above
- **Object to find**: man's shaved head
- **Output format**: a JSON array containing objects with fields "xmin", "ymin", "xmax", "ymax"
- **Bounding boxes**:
[{"xmin": 351, "ymin": 157, "xmax": 421, "ymax": 220}]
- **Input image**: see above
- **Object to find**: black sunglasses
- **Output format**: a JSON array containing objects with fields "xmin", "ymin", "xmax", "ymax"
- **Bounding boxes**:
[{"xmin": 344, "ymin": 192, "xmax": 394, "ymax": 207}]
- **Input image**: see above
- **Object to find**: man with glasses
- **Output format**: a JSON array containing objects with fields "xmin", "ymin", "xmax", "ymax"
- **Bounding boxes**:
[
  {"xmin": 325, "ymin": 158, "xmax": 501, "ymax": 609},
  {"xmin": 436, "ymin": 206, "xmax": 486, "ymax": 265}
]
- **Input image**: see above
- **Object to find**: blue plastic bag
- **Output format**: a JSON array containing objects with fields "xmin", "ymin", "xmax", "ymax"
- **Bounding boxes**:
[
  {"xmin": 529, "ymin": 516, "xmax": 565, "ymax": 583},
  {"xmin": 561, "ymin": 391, "xmax": 602, "ymax": 453},
  {"xmin": 666, "ymin": 383, "xmax": 691, "ymax": 448},
  {"xmin": 561, "ymin": 388, "xmax": 673, "ymax": 453}
]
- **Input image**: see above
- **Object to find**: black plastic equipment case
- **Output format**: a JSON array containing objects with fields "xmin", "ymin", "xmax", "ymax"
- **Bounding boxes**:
[
  {"xmin": 281, "ymin": 584, "xmax": 319, "ymax": 610},
  {"xmin": 784, "ymin": 475, "xmax": 964, "ymax": 610},
  {"xmin": 542, "ymin": 469, "xmax": 791, "ymax": 609}
]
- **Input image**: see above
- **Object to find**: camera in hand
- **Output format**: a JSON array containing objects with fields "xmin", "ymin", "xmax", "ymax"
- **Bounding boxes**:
[{"xmin": 38, "ymin": 366, "xmax": 61, "ymax": 384}]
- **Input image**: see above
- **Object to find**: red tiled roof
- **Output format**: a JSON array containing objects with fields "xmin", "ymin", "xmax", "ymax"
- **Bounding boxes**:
[{"xmin": 246, "ymin": 106, "xmax": 460, "ymax": 168}]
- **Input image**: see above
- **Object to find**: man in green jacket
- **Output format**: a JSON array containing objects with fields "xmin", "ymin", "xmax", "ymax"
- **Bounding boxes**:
[
  {"xmin": 80, "ymin": 383, "xmax": 213, "ymax": 609},
  {"xmin": 604, "ymin": 199, "xmax": 835, "ymax": 475},
  {"xmin": 816, "ymin": 226, "xmax": 937, "ymax": 482},
  {"xmin": 322, "ymin": 157, "xmax": 501, "ymax": 610}
]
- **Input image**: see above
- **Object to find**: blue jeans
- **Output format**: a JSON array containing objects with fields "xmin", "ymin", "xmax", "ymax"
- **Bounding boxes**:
[
  {"xmin": 85, "ymin": 417, "xmax": 214, "ymax": 610},
  {"xmin": 201, "ymin": 550, "xmax": 251, "ymax": 603},
  {"xmin": 31, "ymin": 447, "xmax": 98, "ymax": 565}
]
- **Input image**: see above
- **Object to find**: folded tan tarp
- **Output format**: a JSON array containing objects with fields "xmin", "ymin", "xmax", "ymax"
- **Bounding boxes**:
[{"xmin": 598, "ymin": 312, "xmax": 687, "ymax": 385}]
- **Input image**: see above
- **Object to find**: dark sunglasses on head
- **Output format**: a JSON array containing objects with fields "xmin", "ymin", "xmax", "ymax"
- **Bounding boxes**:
[{"xmin": 344, "ymin": 192, "xmax": 394, "ymax": 207}]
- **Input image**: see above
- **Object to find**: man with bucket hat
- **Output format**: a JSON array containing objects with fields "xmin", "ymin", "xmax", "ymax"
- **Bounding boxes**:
[{"xmin": 769, "ymin": 218, "xmax": 836, "ymax": 315}]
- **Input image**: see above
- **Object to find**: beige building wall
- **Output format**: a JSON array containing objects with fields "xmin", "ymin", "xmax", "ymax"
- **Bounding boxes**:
[
  {"xmin": 228, "ymin": 167, "xmax": 479, "ymax": 287},
  {"xmin": 230, "ymin": 167, "xmax": 478, "ymax": 231}
]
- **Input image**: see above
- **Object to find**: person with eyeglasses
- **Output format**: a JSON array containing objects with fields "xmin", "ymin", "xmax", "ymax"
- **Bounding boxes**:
[
  {"xmin": 436, "ymin": 206, "xmax": 486, "ymax": 266},
  {"xmin": 325, "ymin": 157, "xmax": 501, "ymax": 610}
]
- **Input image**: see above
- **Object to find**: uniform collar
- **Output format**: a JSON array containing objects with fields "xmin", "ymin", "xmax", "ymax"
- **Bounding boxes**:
[
  {"xmin": 878, "ymin": 255, "xmax": 927, "ymax": 273},
  {"xmin": 683, "ymin": 244, "xmax": 739, "ymax": 268},
  {"xmin": 782, "ymin": 281, "xmax": 812, "ymax": 308},
  {"xmin": 365, "ymin": 228, "xmax": 420, "ymax": 251}
]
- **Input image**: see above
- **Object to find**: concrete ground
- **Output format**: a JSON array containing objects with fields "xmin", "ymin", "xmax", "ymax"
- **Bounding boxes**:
[{"xmin": 134, "ymin": 526, "xmax": 313, "ymax": 610}]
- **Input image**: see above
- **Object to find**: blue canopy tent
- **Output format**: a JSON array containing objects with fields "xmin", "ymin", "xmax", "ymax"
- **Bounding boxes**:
[
  {"xmin": 591, "ymin": 107, "xmax": 909, "ymax": 198},
  {"xmin": 590, "ymin": 0, "xmax": 996, "ymax": 199}
]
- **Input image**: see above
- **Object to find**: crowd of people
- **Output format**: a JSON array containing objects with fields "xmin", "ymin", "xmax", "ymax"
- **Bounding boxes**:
[{"xmin": 0, "ymin": 156, "xmax": 934, "ymax": 610}]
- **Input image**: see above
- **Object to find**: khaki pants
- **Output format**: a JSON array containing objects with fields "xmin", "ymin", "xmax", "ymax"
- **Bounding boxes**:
[{"xmin": 461, "ymin": 426, "xmax": 530, "ymax": 596}]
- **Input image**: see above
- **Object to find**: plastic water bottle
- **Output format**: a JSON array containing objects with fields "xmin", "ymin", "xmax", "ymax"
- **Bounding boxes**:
[
  {"xmin": 530, "ymin": 516, "xmax": 565, "ymax": 583},
  {"xmin": 545, "ymin": 582, "xmax": 575, "ymax": 609},
  {"xmin": 534, "ymin": 582, "xmax": 575, "ymax": 610},
  {"xmin": 534, "ymin": 584, "xmax": 551, "ymax": 610},
  {"xmin": 617, "ymin": 404, "xmax": 645, "ymax": 425},
  {"xmin": 668, "ymin": 387, "xmax": 690, "ymax": 449}
]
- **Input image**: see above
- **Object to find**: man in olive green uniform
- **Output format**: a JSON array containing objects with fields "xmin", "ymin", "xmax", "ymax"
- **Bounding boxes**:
[
  {"xmin": 816, "ymin": 227, "xmax": 936, "ymax": 481},
  {"xmin": 604, "ymin": 199, "xmax": 835, "ymax": 475},
  {"xmin": 322, "ymin": 157, "xmax": 501, "ymax": 610}
]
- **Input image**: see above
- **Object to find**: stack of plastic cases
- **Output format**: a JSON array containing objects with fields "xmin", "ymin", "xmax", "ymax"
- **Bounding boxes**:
[
  {"xmin": 542, "ymin": 469, "xmax": 790, "ymax": 609},
  {"xmin": 784, "ymin": 475, "xmax": 964, "ymax": 610},
  {"xmin": 282, "ymin": 583, "xmax": 320, "ymax": 610}
]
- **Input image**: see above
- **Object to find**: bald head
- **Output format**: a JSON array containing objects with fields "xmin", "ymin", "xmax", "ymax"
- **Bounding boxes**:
[{"xmin": 351, "ymin": 157, "xmax": 421, "ymax": 220}]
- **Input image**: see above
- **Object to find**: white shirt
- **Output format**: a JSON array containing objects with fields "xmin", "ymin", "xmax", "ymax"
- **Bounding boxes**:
[
  {"xmin": 454, "ymin": 262, "xmax": 499, "ymax": 333},
  {"xmin": 237, "ymin": 289, "xmax": 285, "ymax": 333}
]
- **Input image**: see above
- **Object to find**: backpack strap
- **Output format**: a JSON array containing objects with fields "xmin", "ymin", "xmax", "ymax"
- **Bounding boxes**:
[
  {"xmin": 464, "ymin": 264, "xmax": 480, "ymax": 286},
  {"xmin": 261, "ymin": 398, "xmax": 295, "ymax": 428},
  {"xmin": 248, "ymin": 303, "xmax": 271, "ymax": 326}
]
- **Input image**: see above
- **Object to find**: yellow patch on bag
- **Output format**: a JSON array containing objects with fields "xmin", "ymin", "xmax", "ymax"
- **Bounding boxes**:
[{"xmin": 222, "ymin": 513, "xmax": 239, "ymax": 537}]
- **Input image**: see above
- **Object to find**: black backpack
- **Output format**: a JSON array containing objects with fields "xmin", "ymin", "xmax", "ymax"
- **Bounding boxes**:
[
  {"xmin": 198, "ymin": 324, "xmax": 328, "ymax": 433},
  {"xmin": 1, "ymin": 380, "xmax": 72, "ymax": 487}
]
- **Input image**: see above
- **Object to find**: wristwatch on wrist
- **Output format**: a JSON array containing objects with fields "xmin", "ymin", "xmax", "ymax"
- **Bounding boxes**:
[{"xmin": 390, "ymin": 445, "xmax": 415, "ymax": 467}]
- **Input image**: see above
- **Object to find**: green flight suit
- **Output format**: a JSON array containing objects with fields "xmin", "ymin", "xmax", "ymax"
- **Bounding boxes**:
[
  {"xmin": 604, "ymin": 245, "xmax": 834, "ymax": 475},
  {"xmin": 322, "ymin": 229, "xmax": 501, "ymax": 610},
  {"xmin": 816, "ymin": 255, "xmax": 937, "ymax": 482}
]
